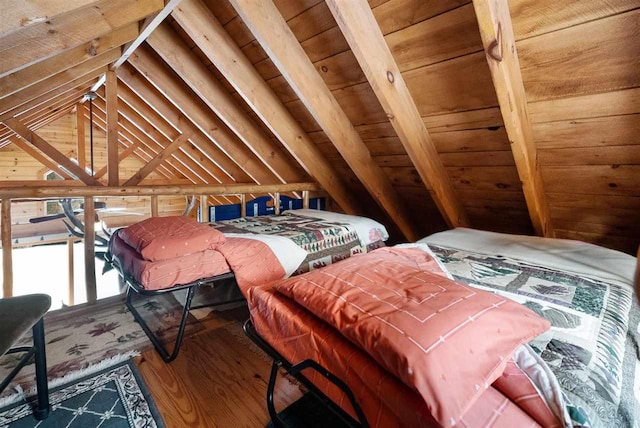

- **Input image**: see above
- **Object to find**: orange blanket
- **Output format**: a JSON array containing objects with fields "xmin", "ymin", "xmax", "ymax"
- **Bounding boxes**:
[{"xmin": 250, "ymin": 248, "xmax": 561, "ymax": 427}]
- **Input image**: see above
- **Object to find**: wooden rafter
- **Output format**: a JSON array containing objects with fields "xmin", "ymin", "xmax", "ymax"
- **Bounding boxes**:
[
  {"xmin": 473, "ymin": 0, "xmax": 553, "ymax": 237},
  {"xmin": 8, "ymin": 135, "xmax": 73, "ymax": 179},
  {"xmin": 0, "ymin": 70, "xmax": 104, "ymax": 122},
  {"xmin": 125, "ymin": 47, "xmax": 279, "ymax": 185},
  {"xmin": 326, "ymin": 0, "xmax": 469, "ymax": 229},
  {"xmin": 171, "ymin": 0, "xmax": 362, "ymax": 218},
  {"xmin": 105, "ymin": 69, "xmax": 119, "ymax": 186},
  {"xmin": 0, "ymin": 0, "xmax": 163, "ymax": 77},
  {"xmin": 0, "ymin": 50, "xmax": 118, "ymax": 117},
  {"xmin": 147, "ymin": 23, "xmax": 304, "ymax": 184},
  {"xmin": 115, "ymin": 77, "xmax": 241, "ymax": 183},
  {"xmin": 3, "ymin": 117, "xmax": 102, "ymax": 186},
  {"xmin": 1, "ymin": 0, "xmax": 98, "ymax": 36},
  {"xmin": 0, "ymin": 23, "xmax": 138, "ymax": 99},
  {"xmin": 226, "ymin": 0, "xmax": 419, "ymax": 240},
  {"xmin": 124, "ymin": 132, "xmax": 192, "ymax": 186}
]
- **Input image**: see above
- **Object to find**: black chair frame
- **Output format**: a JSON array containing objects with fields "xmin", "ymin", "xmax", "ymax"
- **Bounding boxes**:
[
  {"xmin": 243, "ymin": 319, "xmax": 368, "ymax": 428},
  {"xmin": 0, "ymin": 318, "xmax": 49, "ymax": 420}
]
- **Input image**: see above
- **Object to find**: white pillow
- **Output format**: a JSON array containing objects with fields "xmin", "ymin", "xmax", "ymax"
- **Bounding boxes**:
[{"xmin": 224, "ymin": 233, "xmax": 307, "ymax": 278}]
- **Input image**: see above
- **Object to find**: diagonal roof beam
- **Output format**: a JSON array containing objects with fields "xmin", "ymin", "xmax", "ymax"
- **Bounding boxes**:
[
  {"xmin": 0, "ymin": 50, "xmax": 118, "ymax": 118},
  {"xmin": 171, "ymin": 0, "xmax": 363, "ymax": 220},
  {"xmin": 326, "ymin": 0, "xmax": 469, "ymax": 230},
  {"xmin": 473, "ymin": 0, "xmax": 553, "ymax": 237},
  {"xmin": 1, "ymin": 1, "xmax": 100, "ymax": 37},
  {"xmin": 87, "ymin": 0, "xmax": 185, "ymax": 95},
  {"xmin": 0, "ymin": 24, "xmax": 138, "ymax": 99},
  {"xmin": 0, "ymin": 0, "xmax": 163, "ymax": 77},
  {"xmin": 123, "ymin": 131, "xmax": 192, "ymax": 186},
  {"xmin": 3, "ymin": 117, "xmax": 102, "ymax": 186},
  {"xmin": 125, "ymin": 46, "xmax": 279, "ymax": 185},
  {"xmin": 147, "ymin": 23, "xmax": 306, "ymax": 184},
  {"xmin": 8, "ymin": 135, "xmax": 73, "ymax": 179},
  {"xmin": 224, "ymin": 0, "xmax": 419, "ymax": 240}
]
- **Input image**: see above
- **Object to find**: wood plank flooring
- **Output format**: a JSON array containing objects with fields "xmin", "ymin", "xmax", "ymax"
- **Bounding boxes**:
[{"xmin": 135, "ymin": 306, "xmax": 302, "ymax": 428}]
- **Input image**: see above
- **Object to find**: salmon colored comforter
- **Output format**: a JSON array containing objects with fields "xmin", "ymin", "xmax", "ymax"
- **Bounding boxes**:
[{"xmin": 243, "ymin": 248, "xmax": 563, "ymax": 428}]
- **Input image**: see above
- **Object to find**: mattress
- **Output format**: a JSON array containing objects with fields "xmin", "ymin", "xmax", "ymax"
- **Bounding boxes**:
[
  {"xmin": 421, "ymin": 228, "xmax": 640, "ymax": 428},
  {"xmin": 109, "ymin": 231, "xmax": 231, "ymax": 290},
  {"xmin": 249, "ymin": 284, "xmax": 547, "ymax": 428}
]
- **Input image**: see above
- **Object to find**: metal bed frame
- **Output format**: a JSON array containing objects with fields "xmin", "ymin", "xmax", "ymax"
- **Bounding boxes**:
[
  {"xmin": 105, "ymin": 252, "xmax": 244, "ymax": 362},
  {"xmin": 243, "ymin": 320, "xmax": 369, "ymax": 428}
]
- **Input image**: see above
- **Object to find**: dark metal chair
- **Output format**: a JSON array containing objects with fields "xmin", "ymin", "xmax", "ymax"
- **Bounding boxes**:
[{"xmin": 0, "ymin": 294, "xmax": 51, "ymax": 420}]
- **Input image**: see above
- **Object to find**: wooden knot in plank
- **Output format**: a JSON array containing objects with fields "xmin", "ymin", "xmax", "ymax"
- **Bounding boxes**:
[{"xmin": 487, "ymin": 22, "xmax": 503, "ymax": 62}]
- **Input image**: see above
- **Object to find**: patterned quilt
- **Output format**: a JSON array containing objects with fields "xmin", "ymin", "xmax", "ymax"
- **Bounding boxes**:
[
  {"xmin": 209, "ymin": 213, "xmax": 384, "ymax": 274},
  {"xmin": 428, "ymin": 244, "xmax": 640, "ymax": 428}
]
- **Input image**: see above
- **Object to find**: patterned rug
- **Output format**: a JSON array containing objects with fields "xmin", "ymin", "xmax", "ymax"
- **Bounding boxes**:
[
  {"xmin": 0, "ymin": 359, "xmax": 164, "ymax": 427},
  {"xmin": 0, "ymin": 293, "xmax": 204, "ymax": 404}
]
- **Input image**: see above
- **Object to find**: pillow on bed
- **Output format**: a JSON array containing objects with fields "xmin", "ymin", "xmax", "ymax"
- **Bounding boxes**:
[
  {"xmin": 272, "ymin": 247, "xmax": 550, "ymax": 427},
  {"xmin": 119, "ymin": 216, "xmax": 225, "ymax": 262}
]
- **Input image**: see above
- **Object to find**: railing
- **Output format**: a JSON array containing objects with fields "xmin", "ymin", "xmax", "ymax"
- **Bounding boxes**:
[{"xmin": 0, "ymin": 182, "xmax": 322, "ymax": 303}]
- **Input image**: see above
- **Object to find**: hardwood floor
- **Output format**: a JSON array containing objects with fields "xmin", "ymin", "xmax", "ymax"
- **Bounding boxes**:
[{"xmin": 135, "ymin": 306, "xmax": 302, "ymax": 428}]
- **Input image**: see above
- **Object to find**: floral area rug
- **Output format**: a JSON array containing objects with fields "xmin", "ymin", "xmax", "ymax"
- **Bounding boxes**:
[
  {"xmin": 0, "ymin": 293, "xmax": 203, "ymax": 404},
  {"xmin": 0, "ymin": 359, "xmax": 164, "ymax": 427}
]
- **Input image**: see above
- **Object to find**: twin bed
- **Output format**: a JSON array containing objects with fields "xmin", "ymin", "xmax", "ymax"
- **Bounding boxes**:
[{"xmin": 106, "ymin": 209, "xmax": 640, "ymax": 428}]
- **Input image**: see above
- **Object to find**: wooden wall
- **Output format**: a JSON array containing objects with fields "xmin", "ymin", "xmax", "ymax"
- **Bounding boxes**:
[
  {"xmin": 0, "ymin": 112, "xmax": 187, "ymax": 238},
  {"xmin": 165, "ymin": 0, "xmax": 638, "ymax": 252}
]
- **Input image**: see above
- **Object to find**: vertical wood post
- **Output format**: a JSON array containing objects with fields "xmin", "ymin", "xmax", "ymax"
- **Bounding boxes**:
[
  {"xmin": 76, "ymin": 104, "xmax": 86, "ymax": 169},
  {"xmin": 302, "ymin": 191, "xmax": 310, "ymax": 209},
  {"xmin": 83, "ymin": 196, "xmax": 97, "ymax": 304},
  {"xmin": 200, "ymin": 195, "xmax": 209, "ymax": 222},
  {"xmin": 274, "ymin": 192, "xmax": 280, "ymax": 215},
  {"xmin": 67, "ymin": 238, "xmax": 75, "ymax": 306},
  {"xmin": 150, "ymin": 195, "xmax": 159, "ymax": 217},
  {"xmin": 106, "ymin": 69, "xmax": 119, "ymax": 186},
  {"xmin": 1, "ymin": 199, "xmax": 13, "ymax": 298},
  {"xmin": 240, "ymin": 194, "xmax": 246, "ymax": 218}
]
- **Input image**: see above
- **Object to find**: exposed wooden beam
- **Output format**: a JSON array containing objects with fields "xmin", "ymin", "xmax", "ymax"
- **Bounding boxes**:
[
  {"xmin": 125, "ymin": 47, "xmax": 278, "ymax": 185},
  {"xmin": 0, "ymin": 50, "xmax": 118, "ymax": 117},
  {"xmin": 0, "ymin": 0, "xmax": 163, "ymax": 78},
  {"xmin": 83, "ymin": 196, "xmax": 97, "ymax": 304},
  {"xmin": 1, "ymin": 199, "xmax": 13, "ymax": 298},
  {"xmin": 147, "ymin": 23, "xmax": 304, "ymax": 184},
  {"xmin": 3, "ymin": 117, "xmax": 103, "ymax": 186},
  {"xmin": 473, "ymin": 0, "xmax": 553, "ymax": 237},
  {"xmin": 0, "ymin": 182, "xmax": 321, "ymax": 199},
  {"xmin": 113, "ymin": 0, "xmax": 184, "ymax": 70},
  {"xmin": 150, "ymin": 195, "xmax": 159, "ymax": 216},
  {"xmin": 105, "ymin": 69, "xmax": 119, "ymax": 186},
  {"xmin": 0, "ymin": 23, "xmax": 138, "ymax": 99},
  {"xmin": 226, "ymin": 0, "xmax": 419, "ymax": 240},
  {"xmin": 171, "ymin": 0, "xmax": 362, "ymax": 219},
  {"xmin": 9, "ymin": 135, "xmax": 73, "ymax": 179},
  {"xmin": 1, "ymin": 1, "xmax": 98, "ymax": 36},
  {"xmin": 0, "ymin": 70, "xmax": 103, "ymax": 122},
  {"xmin": 124, "ymin": 132, "xmax": 191, "ymax": 186},
  {"xmin": 326, "ymin": 0, "xmax": 469, "ymax": 229},
  {"xmin": 76, "ymin": 104, "xmax": 86, "ymax": 169}
]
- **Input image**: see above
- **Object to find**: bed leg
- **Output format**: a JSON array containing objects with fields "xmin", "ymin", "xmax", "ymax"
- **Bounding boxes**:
[
  {"xmin": 126, "ymin": 285, "xmax": 198, "ymax": 363},
  {"xmin": 266, "ymin": 360, "xmax": 287, "ymax": 428}
]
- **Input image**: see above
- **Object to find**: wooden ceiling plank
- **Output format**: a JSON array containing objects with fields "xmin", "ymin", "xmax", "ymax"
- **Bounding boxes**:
[
  {"xmin": 0, "ymin": 24, "xmax": 138, "ymax": 99},
  {"xmin": 0, "ymin": 0, "xmax": 163, "ymax": 78},
  {"xmin": 147, "ymin": 23, "xmax": 305, "ymax": 184},
  {"xmin": 3, "ymin": 117, "xmax": 102, "ymax": 186},
  {"xmin": 326, "ymin": 0, "xmax": 469, "ymax": 229},
  {"xmin": 171, "ymin": 0, "xmax": 363, "ymax": 219},
  {"xmin": 473, "ymin": 0, "xmax": 553, "ymax": 237},
  {"xmin": 8, "ymin": 135, "xmax": 73, "ymax": 179},
  {"xmin": 105, "ymin": 69, "xmax": 119, "ymax": 186},
  {"xmin": 125, "ymin": 46, "xmax": 279, "ymax": 185},
  {"xmin": 1, "ymin": 0, "xmax": 99, "ymax": 37},
  {"xmin": 116, "ymin": 74, "xmax": 244, "ymax": 183},
  {"xmin": 0, "ymin": 71, "xmax": 103, "ymax": 122},
  {"xmin": 223, "ymin": 0, "xmax": 418, "ymax": 240},
  {"xmin": 124, "ymin": 132, "xmax": 192, "ymax": 186},
  {"xmin": 0, "ymin": 50, "xmax": 119, "ymax": 118}
]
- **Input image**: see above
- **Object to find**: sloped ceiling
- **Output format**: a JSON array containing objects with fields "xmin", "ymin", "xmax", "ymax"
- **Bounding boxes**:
[{"xmin": 0, "ymin": 0, "xmax": 638, "ymax": 252}]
